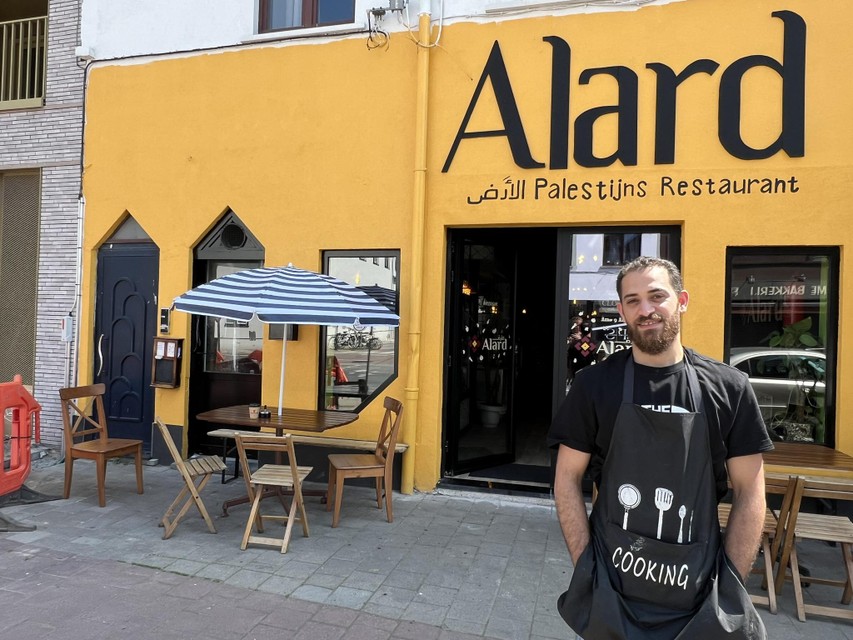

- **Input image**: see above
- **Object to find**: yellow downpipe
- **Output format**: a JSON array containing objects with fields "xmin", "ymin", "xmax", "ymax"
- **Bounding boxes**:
[{"xmin": 402, "ymin": 7, "xmax": 431, "ymax": 494}]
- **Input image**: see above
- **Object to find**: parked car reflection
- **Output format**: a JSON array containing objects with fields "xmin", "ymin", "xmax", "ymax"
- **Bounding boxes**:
[{"xmin": 729, "ymin": 348, "xmax": 826, "ymax": 443}]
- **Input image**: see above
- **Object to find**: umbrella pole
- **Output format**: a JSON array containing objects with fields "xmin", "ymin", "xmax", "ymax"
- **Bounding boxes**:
[{"xmin": 278, "ymin": 327, "xmax": 287, "ymax": 416}]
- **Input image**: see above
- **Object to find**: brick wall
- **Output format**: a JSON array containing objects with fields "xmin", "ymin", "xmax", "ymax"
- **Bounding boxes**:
[{"xmin": 0, "ymin": 0, "xmax": 83, "ymax": 446}]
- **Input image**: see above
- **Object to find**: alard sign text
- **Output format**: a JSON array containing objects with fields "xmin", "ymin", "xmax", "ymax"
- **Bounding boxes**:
[{"xmin": 442, "ymin": 10, "xmax": 805, "ymax": 173}]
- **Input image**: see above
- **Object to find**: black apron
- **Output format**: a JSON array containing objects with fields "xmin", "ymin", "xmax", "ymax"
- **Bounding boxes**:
[{"xmin": 558, "ymin": 354, "xmax": 766, "ymax": 639}]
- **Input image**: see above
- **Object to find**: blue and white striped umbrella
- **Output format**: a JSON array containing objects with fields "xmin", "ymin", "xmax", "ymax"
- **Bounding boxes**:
[
  {"xmin": 172, "ymin": 265, "xmax": 399, "ymax": 415},
  {"xmin": 172, "ymin": 265, "xmax": 400, "ymax": 326}
]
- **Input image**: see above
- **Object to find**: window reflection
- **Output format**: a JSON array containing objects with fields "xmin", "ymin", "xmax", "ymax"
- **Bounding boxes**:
[
  {"xmin": 320, "ymin": 252, "xmax": 399, "ymax": 412},
  {"xmin": 566, "ymin": 231, "xmax": 678, "ymax": 392},
  {"xmin": 727, "ymin": 251, "xmax": 837, "ymax": 445},
  {"xmin": 203, "ymin": 262, "xmax": 264, "ymax": 375}
]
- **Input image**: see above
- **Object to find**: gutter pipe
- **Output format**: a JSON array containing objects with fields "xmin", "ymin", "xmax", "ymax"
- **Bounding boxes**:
[{"xmin": 402, "ymin": 0, "xmax": 431, "ymax": 494}]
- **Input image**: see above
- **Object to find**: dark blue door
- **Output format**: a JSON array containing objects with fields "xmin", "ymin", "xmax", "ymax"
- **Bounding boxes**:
[{"xmin": 94, "ymin": 243, "xmax": 159, "ymax": 450}]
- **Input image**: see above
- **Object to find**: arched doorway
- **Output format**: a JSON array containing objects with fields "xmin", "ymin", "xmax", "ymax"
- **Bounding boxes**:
[
  {"xmin": 187, "ymin": 211, "xmax": 265, "ymax": 455},
  {"xmin": 94, "ymin": 215, "xmax": 159, "ymax": 452}
]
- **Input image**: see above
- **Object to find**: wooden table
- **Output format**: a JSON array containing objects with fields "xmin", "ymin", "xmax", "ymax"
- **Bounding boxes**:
[
  {"xmin": 763, "ymin": 442, "xmax": 853, "ymax": 481},
  {"xmin": 197, "ymin": 405, "xmax": 358, "ymax": 513},
  {"xmin": 760, "ymin": 441, "xmax": 853, "ymax": 616},
  {"xmin": 197, "ymin": 405, "xmax": 358, "ymax": 436}
]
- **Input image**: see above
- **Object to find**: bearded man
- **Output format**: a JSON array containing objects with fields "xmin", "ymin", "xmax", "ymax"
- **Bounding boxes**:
[{"xmin": 549, "ymin": 256, "xmax": 773, "ymax": 640}]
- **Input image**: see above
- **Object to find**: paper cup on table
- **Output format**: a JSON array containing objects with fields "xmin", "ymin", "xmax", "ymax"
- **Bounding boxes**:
[{"xmin": 249, "ymin": 403, "xmax": 260, "ymax": 419}]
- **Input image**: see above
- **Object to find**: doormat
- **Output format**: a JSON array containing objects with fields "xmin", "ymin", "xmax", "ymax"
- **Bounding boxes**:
[{"xmin": 468, "ymin": 463, "xmax": 550, "ymax": 485}]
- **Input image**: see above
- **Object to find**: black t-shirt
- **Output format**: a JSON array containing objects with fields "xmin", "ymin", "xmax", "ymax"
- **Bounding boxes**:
[{"xmin": 548, "ymin": 348, "xmax": 774, "ymax": 501}]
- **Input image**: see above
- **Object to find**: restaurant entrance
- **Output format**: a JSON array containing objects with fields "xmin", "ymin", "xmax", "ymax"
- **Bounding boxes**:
[
  {"xmin": 442, "ymin": 226, "xmax": 682, "ymax": 492},
  {"xmin": 443, "ymin": 228, "xmax": 557, "ymax": 490}
]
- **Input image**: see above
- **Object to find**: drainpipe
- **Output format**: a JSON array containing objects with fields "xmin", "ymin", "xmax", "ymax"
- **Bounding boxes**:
[
  {"xmin": 402, "ymin": 0, "xmax": 431, "ymax": 494},
  {"xmin": 68, "ymin": 195, "xmax": 84, "ymax": 390}
]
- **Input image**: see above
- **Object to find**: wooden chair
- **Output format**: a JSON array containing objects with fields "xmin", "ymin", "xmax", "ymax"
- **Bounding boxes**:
[
  {"xmin": 326, "ymin": 397, "xmax": 404, "ymax": 528},
  {"xmin": 718, "ymin": 473, "xmax": 803, "ymax": 614},
  {"xmin": 235, "ymin": 433, "xmax": 313, "ymax": 553},
  {"xmin": 774, "ymin": 475, "xmax": 853, "ymax": 622},
  {"xmin": 59, "ymin": 383, "xmax": 144, "ymax": 507},
  {"xmin": 154, "ymin": 418, "xmax": 226, "ymax": 539}
]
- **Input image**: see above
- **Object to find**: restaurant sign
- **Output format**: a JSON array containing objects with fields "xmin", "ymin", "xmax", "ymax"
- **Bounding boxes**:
[{"xmin": 444, "ymin": 10, "xmax": 805, "ymax": 175}]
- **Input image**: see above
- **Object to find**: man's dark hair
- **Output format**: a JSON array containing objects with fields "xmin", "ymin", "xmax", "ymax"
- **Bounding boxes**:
[{"xmin": 616, "ymin": 257, "xmax": 683, "ymax": 299}]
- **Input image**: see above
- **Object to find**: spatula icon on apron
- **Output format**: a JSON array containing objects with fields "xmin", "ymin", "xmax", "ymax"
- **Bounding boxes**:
[{"xmin": 655, "ymin": 487, "xmax": 673, "ymax": 539}]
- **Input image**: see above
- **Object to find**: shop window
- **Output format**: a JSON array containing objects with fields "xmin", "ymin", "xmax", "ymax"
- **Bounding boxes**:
[
  {"xmin": 603, "ymin": 233, "xmax": 642, "ymax": 266},
  {"xmin": 258, "ymin": 0, "xmax": 355, "ymax": 33},
  {"xmin": 565, "ymin": 229, "xmax": 680, "ymax": 392},
  {"xmin": 202, "ymin": 261, "xmax": 265, "ymax": 375},
  {"xmin": 320, "ymin": 250, "xmax": 399, "ymax": 412},
  {"xmin": 726, "ymin": 248, "xmax": 839, "ymax": 446}
]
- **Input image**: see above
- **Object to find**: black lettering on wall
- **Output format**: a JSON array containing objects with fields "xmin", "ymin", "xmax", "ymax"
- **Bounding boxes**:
[
  {"xmin": 574, "ymin": 66, "xmax": 638, "ymax": 167},
  {"xmin": 441, "ymin": 41, "xmax": 545, "ymax": 173},
  {"xmin": 647, "ymin": 60, "xmax": 720, "ymax": 164},
  {"xmin": 718, "ymin": 10, "xmax": 806, "ymax": 159},
  {"xmin": 544, "ymin": 36, "xmax": 571, "ymax": 170}
]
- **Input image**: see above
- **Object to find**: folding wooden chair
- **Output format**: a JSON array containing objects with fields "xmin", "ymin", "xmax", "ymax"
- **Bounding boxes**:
[
  {"xmin": 774, "ymin": 475, "xmax": 853, "ymax": 622},
  {"xmin": 718, "ymin": 473, "xmax": 803, "ymax": 614},
  {"xmin": 235, "ymin": 433, "xmax": 312, "ymax": 553},
  {"xmin": 326, "ymin": 397, "xmax": 404, "ymax": 528},
  {"xmin": 59, "ymin": 383, "xmax": 143, "ymax": 507},
  {"xmin": 155, "ymin": 418, "xmax": 226, "ymax": 539}
]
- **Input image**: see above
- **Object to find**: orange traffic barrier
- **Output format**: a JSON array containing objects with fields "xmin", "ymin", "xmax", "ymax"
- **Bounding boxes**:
[{"xmin": 1, "ymin": 375, "xmax": 41, "ymax": 498}]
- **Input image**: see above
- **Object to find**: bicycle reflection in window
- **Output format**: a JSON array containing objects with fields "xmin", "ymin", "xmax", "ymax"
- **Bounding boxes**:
[{"xmin": 332, "ymin": 328, "xmax": 383, "ymax": 351}]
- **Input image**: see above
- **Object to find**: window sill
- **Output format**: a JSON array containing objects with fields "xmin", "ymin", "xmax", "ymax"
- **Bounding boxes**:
[
  {"xmin": 242, "ymin": 22, "xmax": 366, "ymax": 45},
  {"xmin": 0, "ymin": 98, "xmax": 44, "ymax": 112}
]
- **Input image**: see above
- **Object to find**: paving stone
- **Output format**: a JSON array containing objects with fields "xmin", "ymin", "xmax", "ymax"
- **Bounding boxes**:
[
  {"xmin": 291, "ymin": 584, "xmax": 333, "ymax": 603},
  {"xmin": 485, "ymin": 615, "xmax": 534, "ymax": 640},
  {"xmin": 195, "ymin": 563, "xmax": 241, "ymax": 582},
  {"xmin": 325, "ymin": 586, "xmax": 373, "ymax": 609},
  {"xmin": 292, "ymin": 621, "xmax": 346, "ymax": 640},
  {"xmin": 342, "ymin": 624, "xmax": 393, "ymax": 640},
  {"xmin": 383, "ymin": 569, "xmax": 427, "ymax": 591},
  {"xmin": 401, "ymin": 601, "xmax": 450, "ymax": 625},
  {"xmin": 225, "ymin": 569, "xmax": 274, "ymax": 590},
  {"xmin": 255, "ymin": 574, "xmax": 303, "ymax": 595},
  {"xmin": 394, "ymin": 619, "xmax": 443, "ymax": 639},
  {"xmin": 311, "ymin": 603, "xmax": 360, "ymax": 626}
]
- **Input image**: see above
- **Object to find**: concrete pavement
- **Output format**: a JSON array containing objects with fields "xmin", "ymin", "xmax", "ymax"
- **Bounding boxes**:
[{"xmin": 1, "ymin": 455, "xmax": 852, "ymax": 638}]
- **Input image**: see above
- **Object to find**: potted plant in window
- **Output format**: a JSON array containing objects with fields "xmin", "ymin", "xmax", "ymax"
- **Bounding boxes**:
[
  {"xmin": 761, "ymin": 318, "xmax": 826, "ymax": 443},
  {"xmin": 763, "ymin": 316, "xmax": 820, "ymax": 348}
]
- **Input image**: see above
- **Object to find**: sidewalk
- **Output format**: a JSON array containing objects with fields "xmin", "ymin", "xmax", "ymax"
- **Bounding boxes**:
[{"xmin": 1, "ymin": 457, "xmax": 852, "ymax": 639}]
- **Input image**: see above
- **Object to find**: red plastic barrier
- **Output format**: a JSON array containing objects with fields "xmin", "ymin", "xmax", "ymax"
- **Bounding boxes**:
[{"xmin": 1, "ymin": 375, "xmax": 41, "ymax": 497}]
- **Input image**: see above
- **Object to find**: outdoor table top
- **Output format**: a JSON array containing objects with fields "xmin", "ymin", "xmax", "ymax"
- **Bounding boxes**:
[
  {"xmin": 196, "ymin": 405, "xmax": 358, "ymax": 434},
  {"xmin": 763, "ymin": 441, "xmax": 853, "ymax": 481}
]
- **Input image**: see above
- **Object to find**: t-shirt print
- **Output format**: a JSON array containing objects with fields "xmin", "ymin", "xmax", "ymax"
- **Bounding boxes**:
[{"xmin": 640, "ymin": 404, "xmax": 690, "ymax": 414}]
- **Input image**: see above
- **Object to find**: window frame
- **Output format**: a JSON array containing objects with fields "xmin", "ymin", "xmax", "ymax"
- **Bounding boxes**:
[
  {"xmin": 258, "ymin": 0, "xmax": 355, "ymax": 34},
  {"xmin": 318, "ymin": 249, "xmax": 400, "ymax": 413},
  {"xmin": 724, "ymin": 246, "xmax": 840, "ymax": 447}
]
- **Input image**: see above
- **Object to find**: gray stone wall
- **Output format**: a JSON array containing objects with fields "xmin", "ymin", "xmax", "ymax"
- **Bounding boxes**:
[{"xmin": 0, "ymin": 0, "xmax": 83, "ymax": 446}]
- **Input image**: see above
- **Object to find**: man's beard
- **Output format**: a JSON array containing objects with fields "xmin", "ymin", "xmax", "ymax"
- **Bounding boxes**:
[{"xmin": 627, "ymin": 311, "xmax": 681, "ymax": 355}]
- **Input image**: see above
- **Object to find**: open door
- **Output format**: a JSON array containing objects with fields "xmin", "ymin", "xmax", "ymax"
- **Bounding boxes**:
[{"xmin": 445, "ymin": 230, "xmax": 517, "ymax": 475}]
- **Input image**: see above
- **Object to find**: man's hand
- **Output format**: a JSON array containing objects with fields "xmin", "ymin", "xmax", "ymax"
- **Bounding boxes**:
[
  {"xmin": 554, "ymin": 444, "xmax": 592, "ymax": 564},
  {"xmin": 724, "ymin": 453, "xmax": 766, "ymax": 580}
]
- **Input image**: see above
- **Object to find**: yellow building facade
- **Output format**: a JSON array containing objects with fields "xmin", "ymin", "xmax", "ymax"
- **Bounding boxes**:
[{"xmin": 80, "ymin": 0, "xmax": 850, "ymax": 492}]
